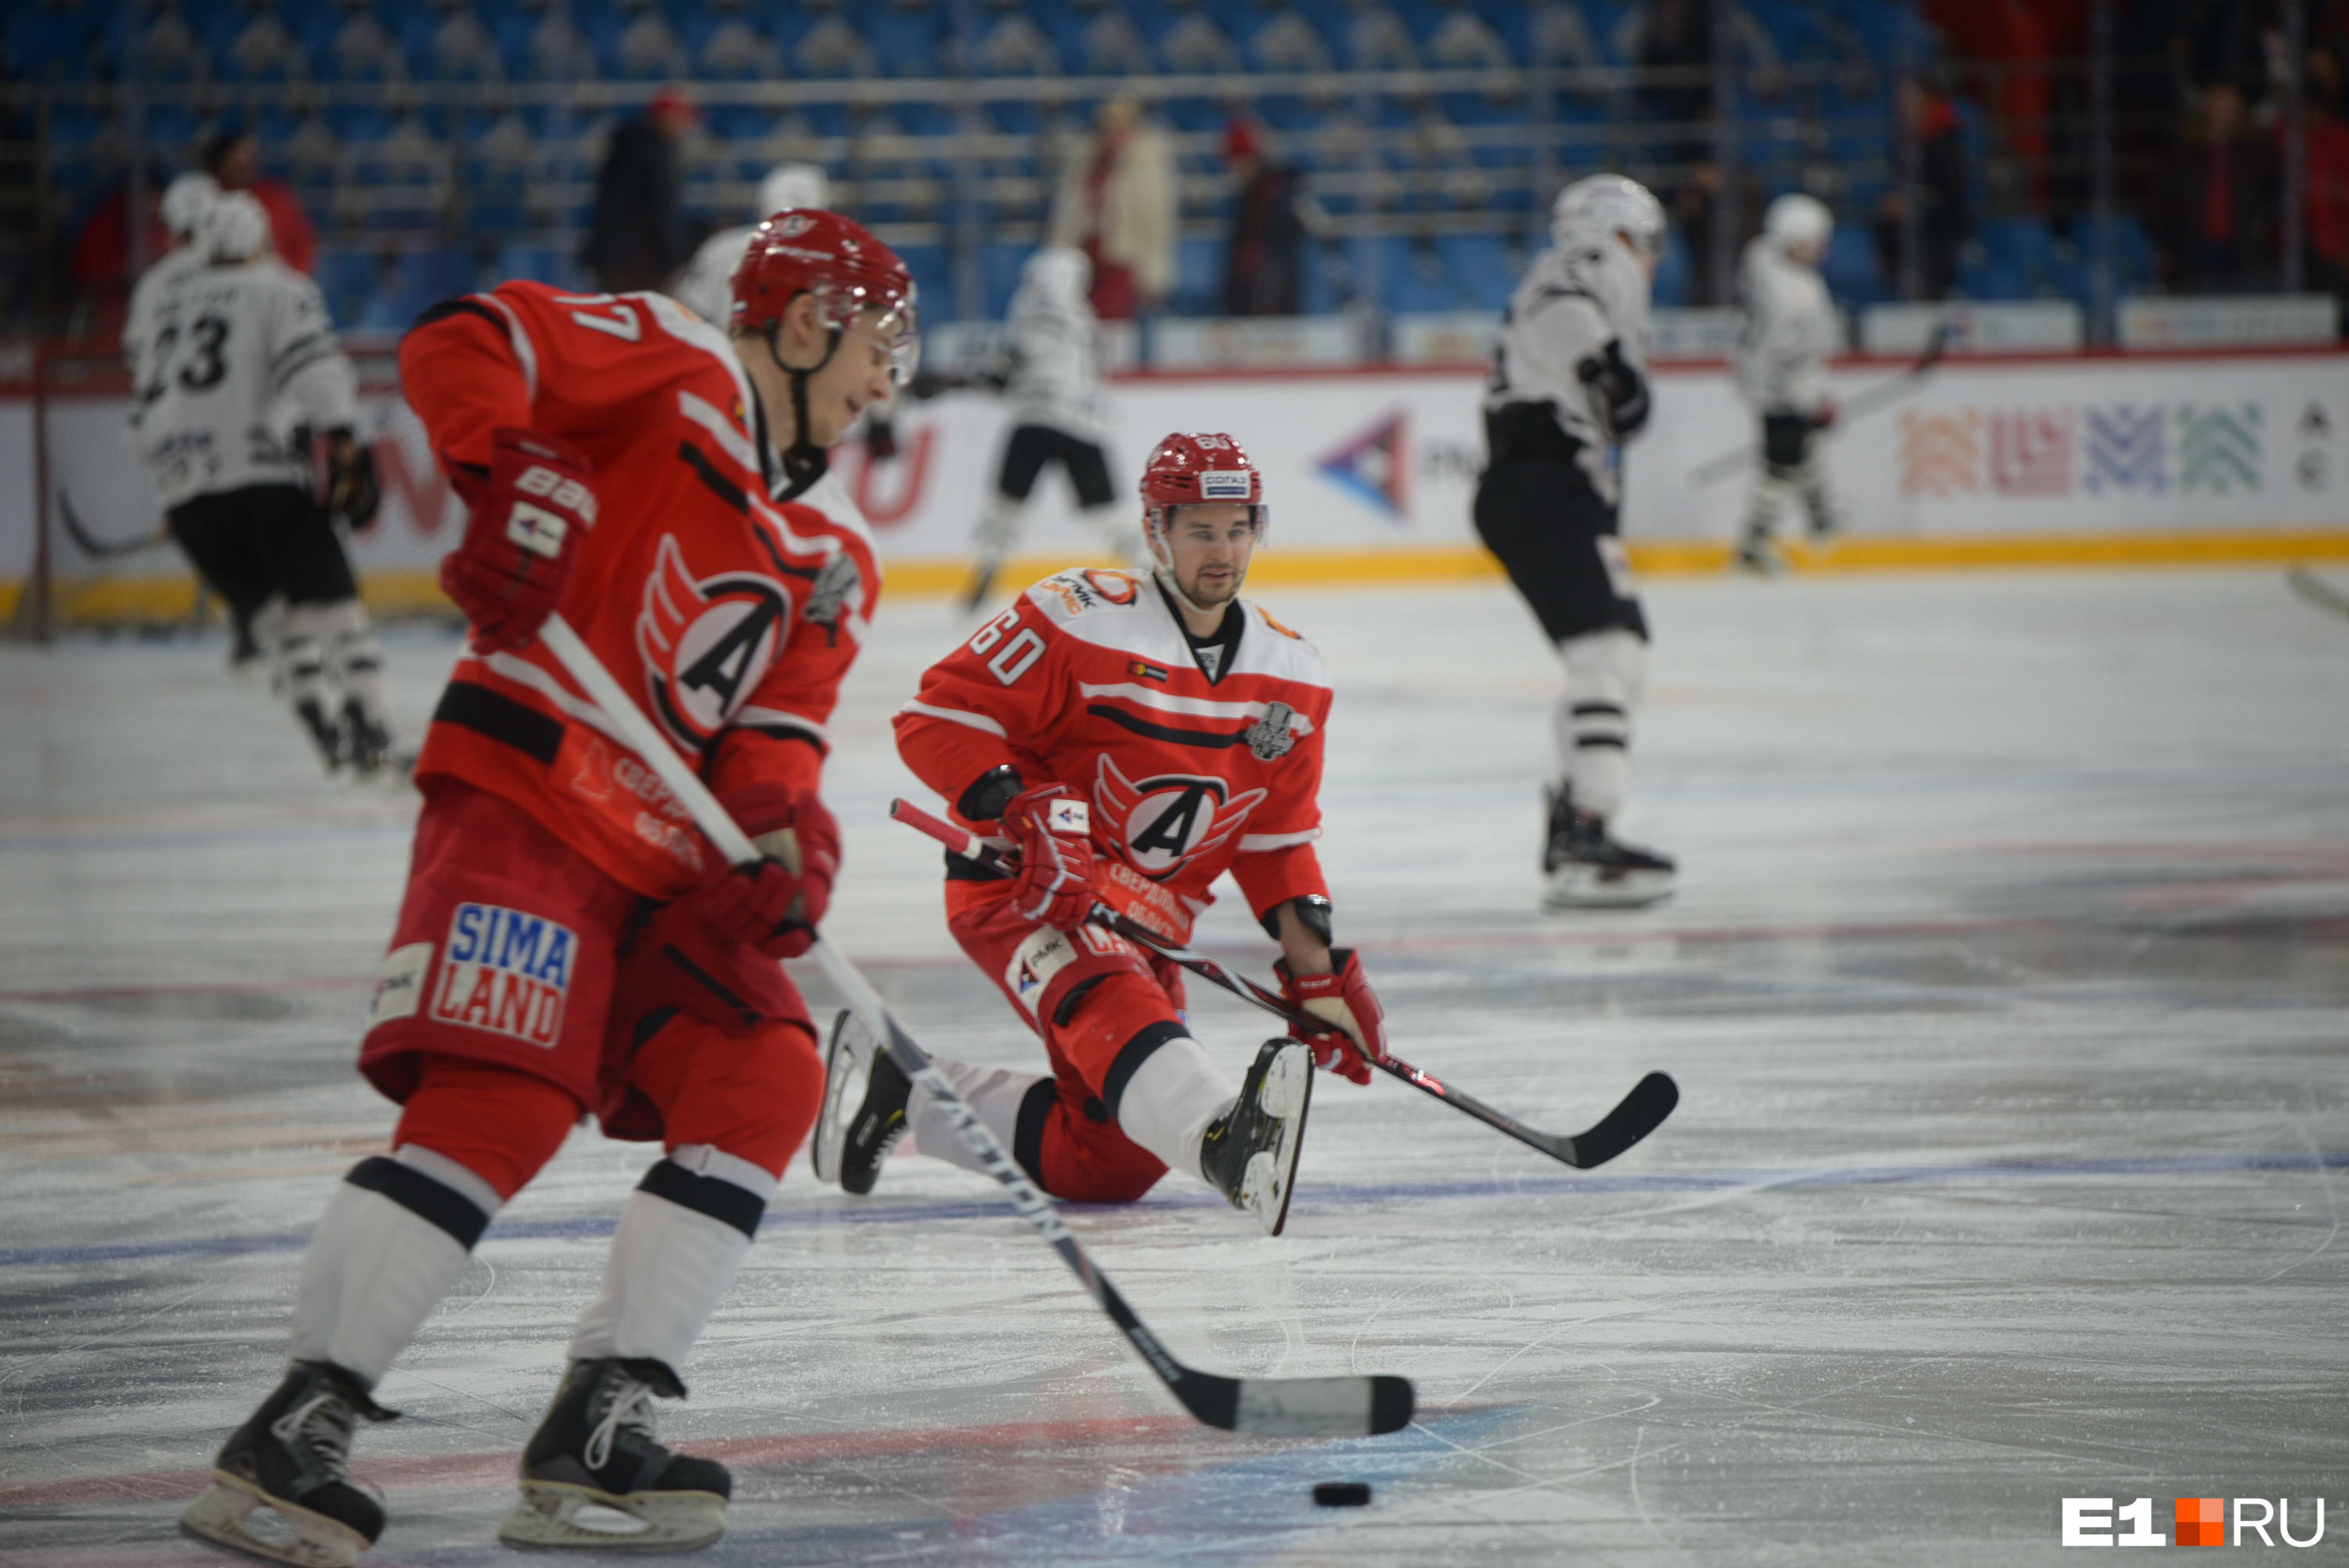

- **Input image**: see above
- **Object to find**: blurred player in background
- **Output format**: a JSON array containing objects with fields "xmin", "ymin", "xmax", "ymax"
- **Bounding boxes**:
[
  {"xmin": 817, "ymin": 434, "xmax": 1387, "ymax": 1238},
  {"xmin": 670, "ymin": 161, "xmax": 828, "ymax": 326},
  {"xmin": 961, "ymin": 245, "xmax": 1137, "ymax": 611},
  {"xmin": 1476, "ymin": 175, "xmax": 1676, "ymax": 910},
  {"xmin": 1733, "ymin": 193, "xmax": 1841, "ymax": 573},
  {"xmin": 179, "ymin": 213, "xmax": 911, "ymax": 1563},
  {"xmin": 130, "ymin": 190, "xmax": 395, "ymax": 777}
]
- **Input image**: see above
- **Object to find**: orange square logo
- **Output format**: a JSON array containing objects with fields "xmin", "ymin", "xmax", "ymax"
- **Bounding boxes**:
[{"xmin": 2176, "ymin": 1497, "xmax": 2226, "ymax": 1547}]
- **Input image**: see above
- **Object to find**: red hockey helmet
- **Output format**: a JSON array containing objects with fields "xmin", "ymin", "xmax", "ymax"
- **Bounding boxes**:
[
  {"xmin": 1138, "ymin": 431, "xmax": 1268, "ymax": 533},
  {"xmin": 731, "ymin": 209, "xmax": 918, "ymax": 374}
]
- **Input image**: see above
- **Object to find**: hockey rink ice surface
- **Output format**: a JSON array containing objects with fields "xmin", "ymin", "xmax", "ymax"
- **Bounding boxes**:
[{"xmin": 2, "ymin": 567, "xmax": 2344, "ymax": 1566}]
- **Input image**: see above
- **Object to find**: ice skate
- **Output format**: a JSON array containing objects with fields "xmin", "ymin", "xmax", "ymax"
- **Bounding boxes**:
[
  {"xmin": 179, "ymin": 1360, "xmax": 395, "ymax": 1568},
  {"xmin": 1199, "ymin": 1039, "xmax": 1314, "ymax": 1237},
  {"xmin": 1732, "ymin": 528, "xmax": 1787, "ymax": 576},
  {"xmin": 294, "ymin": 697, "xmax": 348, "ymax": 776},
  {"xmin": 812, "ymin": 1008, "xmax": 911, "ymax": 1195},
  {"xmin": 337, "ymin": 698, "xmax": 413, "ymax": 786},
  {"xmin": 498, "ymin": 1357, "xmax": 730, "ymax": 1552},
  {"xmin": 1542, "ymin": 785, "xmax": 1675, "ymax": 909}
]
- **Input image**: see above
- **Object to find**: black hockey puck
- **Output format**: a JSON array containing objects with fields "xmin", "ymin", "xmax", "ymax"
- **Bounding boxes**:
[{"xmin": 1312, "ymin": 1482, "xmax": 1373, "ymax": 1507}]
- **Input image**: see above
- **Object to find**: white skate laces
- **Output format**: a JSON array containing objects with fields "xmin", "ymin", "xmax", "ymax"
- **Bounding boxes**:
[
  {"xmin": 583, "ymin": 1375, "xmax": 659, "ymax": 1473},
  {"xmin": 268, "ymin": 1390, "xmax": 357, "ymax": 1483}
]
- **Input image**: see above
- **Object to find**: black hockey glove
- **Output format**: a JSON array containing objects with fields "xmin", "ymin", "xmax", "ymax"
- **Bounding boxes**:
[
  {"xmin": 1576, "ymin": 341, "xmax": 1650, "ymax": 443},
  {"xmin": 326, "ymin": 429, "xmax": 381, "ymax": 527}
]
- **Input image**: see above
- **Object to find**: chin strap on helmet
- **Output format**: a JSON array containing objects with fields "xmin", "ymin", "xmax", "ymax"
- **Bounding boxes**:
[{"xmin": 765, "ymin": 321, "xmax": 843, "ymax": 489}]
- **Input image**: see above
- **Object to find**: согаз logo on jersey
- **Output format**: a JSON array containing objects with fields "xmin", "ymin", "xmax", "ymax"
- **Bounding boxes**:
[
  {"xmin": 635, "ymin": 534, "xmax": 791, "ymax": 751},
  {"xmin": 1095, "ymin": 755, "xmax": 1265, "ymax": 879}
]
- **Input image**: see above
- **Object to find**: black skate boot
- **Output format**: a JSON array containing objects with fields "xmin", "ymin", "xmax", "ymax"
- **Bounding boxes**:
[
  {"xmin": 294, "ymin": 698, "xmax": 348, "ymax": 776},
  {"xmin": 180, "ymin": 1359, "xmax": 396, "ymax": 1568},
  {"xmin": 498, "ymin": 1357, "xmax": 731, "ymax": 1552},
  {"xmin": 1543, "ymin": 784, "xmax": 1676, "ymax": 910},
  {"xmin": 1199, "ymin": 1039, "xmax": 1314, "ymax": 1237},
  {"xmin": 1732, "ymin": 524, "xmax": 1785, "ymax": 575},
  {"xmin": 337, "ymin": 698, "xmax": 413, "ymax": 784},
  {"xmin": 812, "ymin": 1009, "xmax": 911, "ymax": 1195}
]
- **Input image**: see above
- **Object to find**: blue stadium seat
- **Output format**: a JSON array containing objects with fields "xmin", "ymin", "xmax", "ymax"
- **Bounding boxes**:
[
  {"xmin": 1651, "ymin": 225, "xmax": 1692, "ymax": 308},
  {"xmin": 891, "ymin": 242, "xmax": 953, "ymax": 322},
  {"xmin": 314, "ymin": 247, "xmax": 382, "ymax": 327},
  {"xmin": 1438, "ymin": 231, "xmax": 1513, "ymax": 312},
  {"xmin": 6, "ymin": 4, "xmax": 105, "ymax": 82},
  {"xmin": 1819, "ymin": 222, "xmax": 1885, "ymax": 306}
]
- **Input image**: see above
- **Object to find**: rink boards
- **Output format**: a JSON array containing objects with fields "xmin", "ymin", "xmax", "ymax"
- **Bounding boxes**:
[{"xmin": 7, "ymin": 346, "xmax": 2349, "ymax": 623}]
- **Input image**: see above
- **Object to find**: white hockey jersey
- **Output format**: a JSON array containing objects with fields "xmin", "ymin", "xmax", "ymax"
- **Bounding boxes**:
[
  {"xmin": 123, "ymin": 245, "xmax": 205, "ymax": 384},
  {"xmin": 1485, "ymin": 236, "xmax": 1653, "ymax": 503},
  {"xmin": 669, "ymin": 222, "xmax": 752, "ymax": 330},
  {"xmin": 132, "ymin": 257, "xmax": 359, "ymax": 509},
  {"xmin": 1005, "ymin": 279, "xmax": 1107, "ymax": 441},
  {"xmin": 1733, "ymin": 237, "xmax": 1835, "ymax": 416}
]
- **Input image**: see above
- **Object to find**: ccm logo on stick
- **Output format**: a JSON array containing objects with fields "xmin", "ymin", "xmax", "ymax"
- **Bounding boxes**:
[{"xmin": 2062, "ymin": 1497, "xmax": 2326, "ymax": 1548}]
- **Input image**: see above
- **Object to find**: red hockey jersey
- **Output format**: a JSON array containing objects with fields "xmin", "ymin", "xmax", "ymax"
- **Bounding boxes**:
[
  {"xmin": 399, "ymin": 281, "xmax": 879, "ymax": 898},
  {"xmin": 895, "ymin": 568, "xmax": 1331, "ymax": 943}
]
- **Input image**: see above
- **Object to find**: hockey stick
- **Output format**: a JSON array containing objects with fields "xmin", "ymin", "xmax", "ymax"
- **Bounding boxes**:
[
  {"xmin": 56, "ymin": 490, "xmax": 169, "ymax": 557},
  {"xmin": 888, "ymin": 798, "xmax": 1679, "ymax": 1172},
  {"xmin": 2286, "ymin": 564, "xmax": 2349, "ymax": 622},
  {"xmin": 1688, "ymin": 319, "xmax": 1951, "ymax": 489},
  {"xmin": 535, "ymin": 616, "xmax": 1412, "ymax": 1438}
]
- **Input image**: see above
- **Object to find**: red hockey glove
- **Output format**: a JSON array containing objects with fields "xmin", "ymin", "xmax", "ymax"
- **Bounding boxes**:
[
  {"xmin": 687, "ymin": 784, "xmax": 842, "ymax": 960},
  {"xmin": 1273, "ymin": 947, "xmax": 1387, "ymax": 1087},
  {"xmin": 1814, "ymin": 397, "xmax": 1838, "ymax": 431},
  {"xmin": 1002, "ymin": 783, "xmax": 1098, "ymax": 932},
  {"xmin": 439, "ymin": 427, "xmax": 596, "ymax": 650}
]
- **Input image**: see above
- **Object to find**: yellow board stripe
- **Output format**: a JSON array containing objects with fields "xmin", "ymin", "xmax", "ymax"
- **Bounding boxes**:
[{"xmin": 11, "ymin": 530, "xmax": 2349, "ymax": 624}]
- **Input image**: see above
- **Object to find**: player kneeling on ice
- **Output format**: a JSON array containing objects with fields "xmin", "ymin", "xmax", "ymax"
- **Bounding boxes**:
[
  {"xmin": 1733, "ymin": 193, "xmax": 1842, "ymax": 573},
  {"xmin": 180, "ymin": 211, "xmax": 913, "ymax": 1565},
  {"xmin": 814, "ymin": 433, "xmax": 1386, "ymax": 1238}
]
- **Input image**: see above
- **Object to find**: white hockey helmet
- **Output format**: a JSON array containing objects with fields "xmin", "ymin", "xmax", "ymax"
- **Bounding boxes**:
[
  {"xmin": 757, "ymin": 161, "xmax": 829, "ymax": 222},
  {"xmin": 1764, "ymin": 192, "xmax": 1834, "ymax": 256},
  {"xmin": 199, "ymin": 190, "xmax": 272, "ymax": 263},
  {"xmin": 161, "ymin": 171, "xmax": 218, "ymax": 240},
  {"xmin": 1552, "ymin": 173, "xmax": 1665, "ymax": 259},
  {"xmin": 1019, "ymin": 244, "xmax": 1092, "ymax": 308}
]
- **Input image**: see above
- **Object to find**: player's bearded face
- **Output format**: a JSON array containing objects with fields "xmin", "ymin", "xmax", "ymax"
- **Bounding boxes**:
[{"xmin": 1156, "ymin": 503, "xmax": 1260, "ymax": 606}]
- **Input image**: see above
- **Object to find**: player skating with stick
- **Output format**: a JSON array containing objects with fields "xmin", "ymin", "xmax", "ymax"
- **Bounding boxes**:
[
  {"xmin": 179, "ymin": 210, "xmax": 911, "ymax": 1564},
  {"xmin": 130, "ymin": 191, "xmax": 396, "ymax": 773},
  {"xmin": 1476, "ymin": 175, "xmax": 1676, "ymax": 910},
  {"xmin": 816, "ymin": 434, "xmax": 1387, "ymax": 1238},
  {"xmin": 1730, "ymin": 193, "xmax": 1842, "ymax": 574}
]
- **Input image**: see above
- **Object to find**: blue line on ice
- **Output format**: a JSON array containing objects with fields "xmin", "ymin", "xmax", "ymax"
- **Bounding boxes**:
[{"xmin": 3, "ymin": 1150, "xmax": 2342, "ymax": 1270}]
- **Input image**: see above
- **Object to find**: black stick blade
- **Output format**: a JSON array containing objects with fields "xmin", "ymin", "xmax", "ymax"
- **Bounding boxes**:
[
  {"xmin": 1558, "ymin": 1072, "xmax": 1678, "ymax": 1170},
  {"xmin": 1207, "ymin": 1373, "xmax": 1414, "ymax": 1436}
]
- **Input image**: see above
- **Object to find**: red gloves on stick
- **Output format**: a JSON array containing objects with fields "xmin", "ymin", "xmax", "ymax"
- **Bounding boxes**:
[
  {"xmin": 689, "ymin": 782, "xmax": 842, "ymax": 960},
  {"xmin": 440, "ymin": 427, "xmax": 596, "ymax": 650},
  {"xmin": 1273, "ymin": 947, "xmax": 1387, "ymax": 1086},
  {"xmin": 1001, "ymin": 783, "xmax": 1098, "ymax": 931}
]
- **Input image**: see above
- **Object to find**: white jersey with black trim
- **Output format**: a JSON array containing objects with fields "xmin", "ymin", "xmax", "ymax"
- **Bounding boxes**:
[
  {"xmin": 1485, "ymin": 236, "xmax": 1654, "ymax": 502},
  {"xmin": 1006, "ymin": 289, "xmax": 1108, "ymax": 442},
  {"xmin": 132, "ymin": 257, "xmax": 359, "ymax": 509},
  {"xmin": 1734, "ymin": 237, "xmax": 1835, "ymax": 416},
  {"xmin": 123, "ymin": 247, "xmax": 204, "ymax": 383}
]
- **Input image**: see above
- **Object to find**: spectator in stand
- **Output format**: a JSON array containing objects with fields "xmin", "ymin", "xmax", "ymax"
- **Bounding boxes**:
[
  {"xmin": 1048, "ymin": 96, "xmax": 1177, "ymax": 320},
  {"xmin": 2164, "ymin": 78, "xmax": 2279, "ymax": 293},
  {"xmin": 2291, "ymin": 45, "xmax": 2349, "ymax": 315},
  {"xmin": 204, "ymin": 126, "xmax": 319, "ymax": 276},
  {"xmin": 1873, "ymin": 75, "xmax": 1972, "ymax": 301},
  {"xmin": 1221, "ymin": 118, "xmax": 1317, "ymax": 316},
  {"xmin": 584, "ymin": 86, "xmax": 701, "ymax": 294},
  {"xmin": 67, "ymin": 165, "xmax": 173, "ymax": 337}
]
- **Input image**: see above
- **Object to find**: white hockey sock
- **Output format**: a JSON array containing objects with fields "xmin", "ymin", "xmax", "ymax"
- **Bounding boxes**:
[
  {"xmin": 320, "ymin": 597, "xmax": 388, "ymax": 726},
  {"xmin": 1110, "ymin": 1036, "xmax": 1238, "ymax": 1183},
  {"xmin": 1557, "ymin": 627, "xmax": 1647, "ymax": 821},
  {"xmin": 973, "ymin": 493, "xmax": 1025, "ymax": 560},
  {"xmin": 1742, "ymin": 473, "xmax": 1795, "ymax": 540},
  {"xmin": 276, "ymin": 603, "xmax": 336, "ymax": 719},
  {"xmin": 904, "ymin": 1058, "xmax": 1048, "ymax": 1176},
  {"xmin": 290, "ymin": 1148, "xmax": 500, "ymax": 1386},
  {"xmin": 251, "ymin": 596, "xmax": 292, "ymax": 694},
  {"xmin": 566, "ymin": 1144, "xmax": 776, "ymax": 1371}
]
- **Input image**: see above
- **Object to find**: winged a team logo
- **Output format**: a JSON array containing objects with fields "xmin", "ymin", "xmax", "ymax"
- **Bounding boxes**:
[
  {"xmin": 1094, "ymin": 755, "xmax": 1266, "ymax": 879},
  {"xmin": 634, "ymin": 534, "xmax": 792, "ymax": 751}
]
